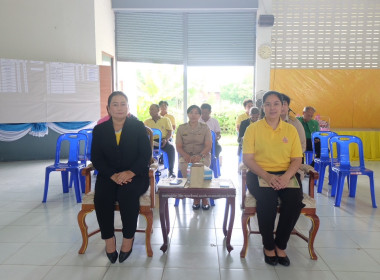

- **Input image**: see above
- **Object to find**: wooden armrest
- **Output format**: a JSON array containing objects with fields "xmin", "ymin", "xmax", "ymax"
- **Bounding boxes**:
[
  {"xmin": 307, "ymin": 169, "xmax": 319, "ymax": 198},
  {"xmin": 81, "ymin": 164, "xmax": 95, "ymax": 194},
  {"xmin": 148, "ymin": 167, "xmax": 156, "ymax": 208}
]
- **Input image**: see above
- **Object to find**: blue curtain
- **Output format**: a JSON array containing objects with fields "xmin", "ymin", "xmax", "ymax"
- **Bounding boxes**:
[{"xmin": 0, "ymin": 122, "xmax": 95, "ymax": 141}]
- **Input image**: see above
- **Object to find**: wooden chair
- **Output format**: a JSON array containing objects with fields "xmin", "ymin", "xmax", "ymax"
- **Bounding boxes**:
[
  {"xmin": 240, "ymin": 164, "xmax": 320, "ymax": 260},
  {"xmin": 77, "ymin": 127, "xmax": 158, "ymax": 257}
]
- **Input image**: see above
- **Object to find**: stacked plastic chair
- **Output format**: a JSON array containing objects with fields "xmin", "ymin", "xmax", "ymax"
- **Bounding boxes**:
[
  {"xmin": 43, "ymin": 133, "xmax": 88, "ymax": 203},
  {"xmin": 312, "ymin": 131, "xmax": 337, "ymax": 193},
  {"xmin": 329, "ymin": 135, "xmax": 377, "ymax": 208},
  {"xmin": 69, "ymin": 128, "xmax": 93, "ymax": 187}
]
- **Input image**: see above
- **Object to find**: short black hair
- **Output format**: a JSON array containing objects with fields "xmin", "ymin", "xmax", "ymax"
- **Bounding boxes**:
[
  {"xmin": 187, "ymin": 105, "xmax": 201, "ymax": 114},
  {"xmin": 281, "ymin": 93, "xmax": 291, "ymax": 105},
  {"xmin": 159, "ymin": 100, "xmax": 168, "ymax": 106},
  {"xmin": 107, "ymin": 91, "xmax": 128, "ymax": 107},
  {"xmin": 243, "ymin": 99, "xmax": 253, "ymax": 107},
  {"xmin": 303, "ymin": 106, "xmax": 316, "ymax": 113},
  {"xmin": 262, "ymin": 91, "xmax": 283, "ymax": 103},
  {"xmin": 249, "ymin": 107, "xmax": 260, "ymax": 115},
  {"xmin": 200, "ymin": 103, "xmax": 211, "ymax": 111}
]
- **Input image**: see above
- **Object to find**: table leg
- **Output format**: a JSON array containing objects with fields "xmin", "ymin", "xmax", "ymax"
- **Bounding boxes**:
[
  {"xmin": 165, "ymin": 198, "xmax": 170, "ymax": 234},
  {"xmin": 225, "ymin": 197, "xmax": 235, "ymax": 252},
  {"xmin": 159, "ymin": 195, "xmax": 169, "ymax": 252},
  {"xmin": 223, "ymin": 198, "xmax": 229, "ymax": 236}
]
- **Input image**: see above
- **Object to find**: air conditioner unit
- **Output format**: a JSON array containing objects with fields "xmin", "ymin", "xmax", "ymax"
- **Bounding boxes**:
[{"xmin": 258, "ymin": 15, "xmax": 274, "ymax": 27}]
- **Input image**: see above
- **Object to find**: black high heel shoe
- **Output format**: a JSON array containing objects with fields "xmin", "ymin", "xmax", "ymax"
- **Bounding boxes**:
[
  {"xmin": 275, "ymin": 247, "xmax": 290, "ymax": 266},
  {"xmin": 105, "ymin": 236, "xmax": 118, "ymax": 264},
  {"xmin": 119, "ymin": 238, "xmax": 134, "ymax": 263},
  {"xmin": 276, "ymin": 253, "xmax": 290, "ymax": 266},
  {"xmin": 263, "ymin": 248, "xmax": 278, "ymax": 266}
]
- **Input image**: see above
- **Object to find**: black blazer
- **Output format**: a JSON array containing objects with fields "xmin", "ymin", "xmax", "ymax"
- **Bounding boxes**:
[{"xmin": 91, "ymin": 117, "xmax": 152, "ymax": 192}]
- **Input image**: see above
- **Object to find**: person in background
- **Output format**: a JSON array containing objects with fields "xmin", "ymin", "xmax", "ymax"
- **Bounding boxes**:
[
  {"xmin": 297, "ymin": 106, "xmax": 320, "ymax": 161},
  {"xmin": 144, "ymin": 104, "xmax": 176, "ymax": 178},
  {"xmin": 91, "ymin": 91, "xmax": 151, "ymax": 264},
  {"xmin": 243, "ymin": 91, "xmax": 303, "ymax": 267},
  {"xmin": 176, "ymin": 105, "xmax": 212, "ymax": 210},
  {"xmin": 237, "ymin": 107, "xmax": 260, "ymax": 156},
  {"xmin": 255, "ymin": 98, "xmax": 263, "ymax": 118},
  {"xmin": 280, "ymin": 94, "xmax": 306, "ymax": 153},
  {"xmin": 199, "ymin": 103, "xmax": 222, "ymax": 159},
  {"xmin": 236, "ymin": 99, "xmax": 254, "ymax": 132},
  {"xmin": 159, "ymin": 100, "xmax": 176, "ymax": 131}
]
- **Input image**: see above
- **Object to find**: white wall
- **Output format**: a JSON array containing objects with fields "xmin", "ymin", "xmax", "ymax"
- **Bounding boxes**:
[
  {"xmin": 254, "ymin": 0, "xmax": 273, "ymax": 100},
  {"xmin": 95, "ymin": 0, "xmax": 115, "ymax": 64},
  {"xmin": 0, "ymin": 0, "xmax": 97, "ymax": 64}
]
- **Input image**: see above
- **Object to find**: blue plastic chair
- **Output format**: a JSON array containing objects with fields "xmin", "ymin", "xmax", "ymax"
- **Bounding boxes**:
[
  {"xmin": 151, "ymin": 128, "xmax": 169, "ymax": 182},
  {"xmin": 43, "ymin": 133, "xmax": 88, "ymax": 203},
  {"xmin": 312, "ymin": 131, "xmax": 337, "ymax": 193},
  {"xmin": 304, "ymin": 151, "xmax": 314, "ymax": 165},
  {"xmin": 210, "ymin": 130, "xmax": 221, "ymax": 178},
  {"xmin": 69, "ymin": 128, "xmax": 94, "ymax": 187},
  {"xmin": 78, "ymin": 129, "xmax": 93, "ymax": 162},
  {"xmin": 329, "ymin": 135, "xmax": 377, "ymax": 208}
]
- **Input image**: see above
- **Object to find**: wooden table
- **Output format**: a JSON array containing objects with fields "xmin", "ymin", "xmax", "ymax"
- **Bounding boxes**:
[{"xmin": 157, "ymin": 178, "xmax": 236, "ymax": 253}]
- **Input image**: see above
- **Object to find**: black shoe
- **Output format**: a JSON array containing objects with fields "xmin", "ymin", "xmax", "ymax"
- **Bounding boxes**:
[
  {"xmin": 106, "ymin": 250, "xmax": 118, "ymax": 263},
  {"xmin": 169, "ymin": 173, "xmax": 176, "ymax": 178},
  {"xmin": 119, "ymin": 238, "xmax": 134, "ymax": 263},
  {"xmin": 202, "ymin": 204, "xmax": 210, "ymax": 210},
  {"xmin": 277, "ymin": 255, "xmax": 290, "ymax": 266},
  {"xmin": 192, "ymin": 204, "xmax": 201, "ymax": 210},
  {"xmin": 263, "ymin": 248, "xmax": 278, "ymax": 266},
  {"xmin": 119, "ymin": 249, "xmax": 132, "ymax": 263},
  {"xmin": 105, "ymin": 237, "xmax": 118, "ymax": 264}
]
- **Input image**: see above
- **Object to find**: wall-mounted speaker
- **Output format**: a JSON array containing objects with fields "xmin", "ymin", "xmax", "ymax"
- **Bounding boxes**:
[{"xmin": 258, "ymin": 15, "xmax": 274, "ymax": 27}]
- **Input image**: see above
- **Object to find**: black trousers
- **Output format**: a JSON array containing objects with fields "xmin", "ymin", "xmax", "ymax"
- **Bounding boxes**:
[
  {"xmin": 306, "ymin": 138, "xmax": 321, "ymax": 157},
  {"xmin": 94, "ymin": 176, "xmax": 147, "ymax": 240},
  {"xmin": 247, "ymin": 171, "xmax": 305, "ymax": 250},
  {"xmin": 215, "ymin": 141, "xmax": 222, "ymax": 158},
  {"xmin": 161, "ymin": 142, "xmax": 175, "ymax": 174}
]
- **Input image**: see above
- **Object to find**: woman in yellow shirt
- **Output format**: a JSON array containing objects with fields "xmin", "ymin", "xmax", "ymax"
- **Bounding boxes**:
[{"xmin": 243, "ymin": 91, "xmax": 303, "ymax": 267}]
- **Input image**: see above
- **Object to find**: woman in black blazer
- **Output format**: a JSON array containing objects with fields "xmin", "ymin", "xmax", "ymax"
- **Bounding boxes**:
[{"xmin": 91, "ymin": 91, "xmax": 151, "ymax": 264}]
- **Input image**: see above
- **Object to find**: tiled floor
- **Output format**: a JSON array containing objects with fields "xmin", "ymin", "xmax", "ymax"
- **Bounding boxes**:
[{"xmin": 0, "ymin": 146, "xmax": 379, "ymax": 280}]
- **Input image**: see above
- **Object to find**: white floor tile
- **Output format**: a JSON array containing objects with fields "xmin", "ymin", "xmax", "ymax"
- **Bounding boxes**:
[
  {"xmin": 103, "ymin": 267, "xmax": 163, "ymax": 280},
  {"xmin": 42, "ymin": 266, "xmax": 108, "ymax": 280},
  {"xmin": 0, "ymin": 264, "xmax": 51, "ymax": 280}
]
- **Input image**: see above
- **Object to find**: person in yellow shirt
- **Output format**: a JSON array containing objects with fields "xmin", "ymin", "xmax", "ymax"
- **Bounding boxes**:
[
  {"xmin": 144, "ymin": 104, "xmax": 176, "ymax": 178},
  {"xmin": 159, "ymin": 100, "xmax": 176, "ymax": 131},
  {"xmin": 236, "ymin": 98, "xmax": 254, "ymax": 132},
  {"xmin": 243, "ymin": 91, "xmax": 303, "ymax": 267}
]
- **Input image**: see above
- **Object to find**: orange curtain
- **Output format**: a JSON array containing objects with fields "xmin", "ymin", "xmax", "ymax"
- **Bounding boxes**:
[{"xmin": 270, "ymin": 69, "xmax": 380, "ymax": 129}]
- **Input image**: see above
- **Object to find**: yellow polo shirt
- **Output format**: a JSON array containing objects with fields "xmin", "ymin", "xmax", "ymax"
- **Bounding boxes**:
[
  {"xmin": 161, "ymin": 113, "xmax": 176, "ymax": 128},
  {"xmin": 144, "ymin": 117, "xmax": 172, "ymax": 139},
  {"xmin": 236, "ymin": 112, "xmax": 250, "ymax": 126},
  {"xmin": 243, "ymin": 118, "xmax": 302, "ymax": 171}
]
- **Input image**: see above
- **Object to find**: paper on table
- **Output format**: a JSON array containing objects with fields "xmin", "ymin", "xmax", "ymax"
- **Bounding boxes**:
[
  {"xmin": 258, "ymin": 176, "xmax": 300, "ymax": 188},
  {"xmin": 157, "ymin": 178, "xmax": 187, "ymax": 188}
]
